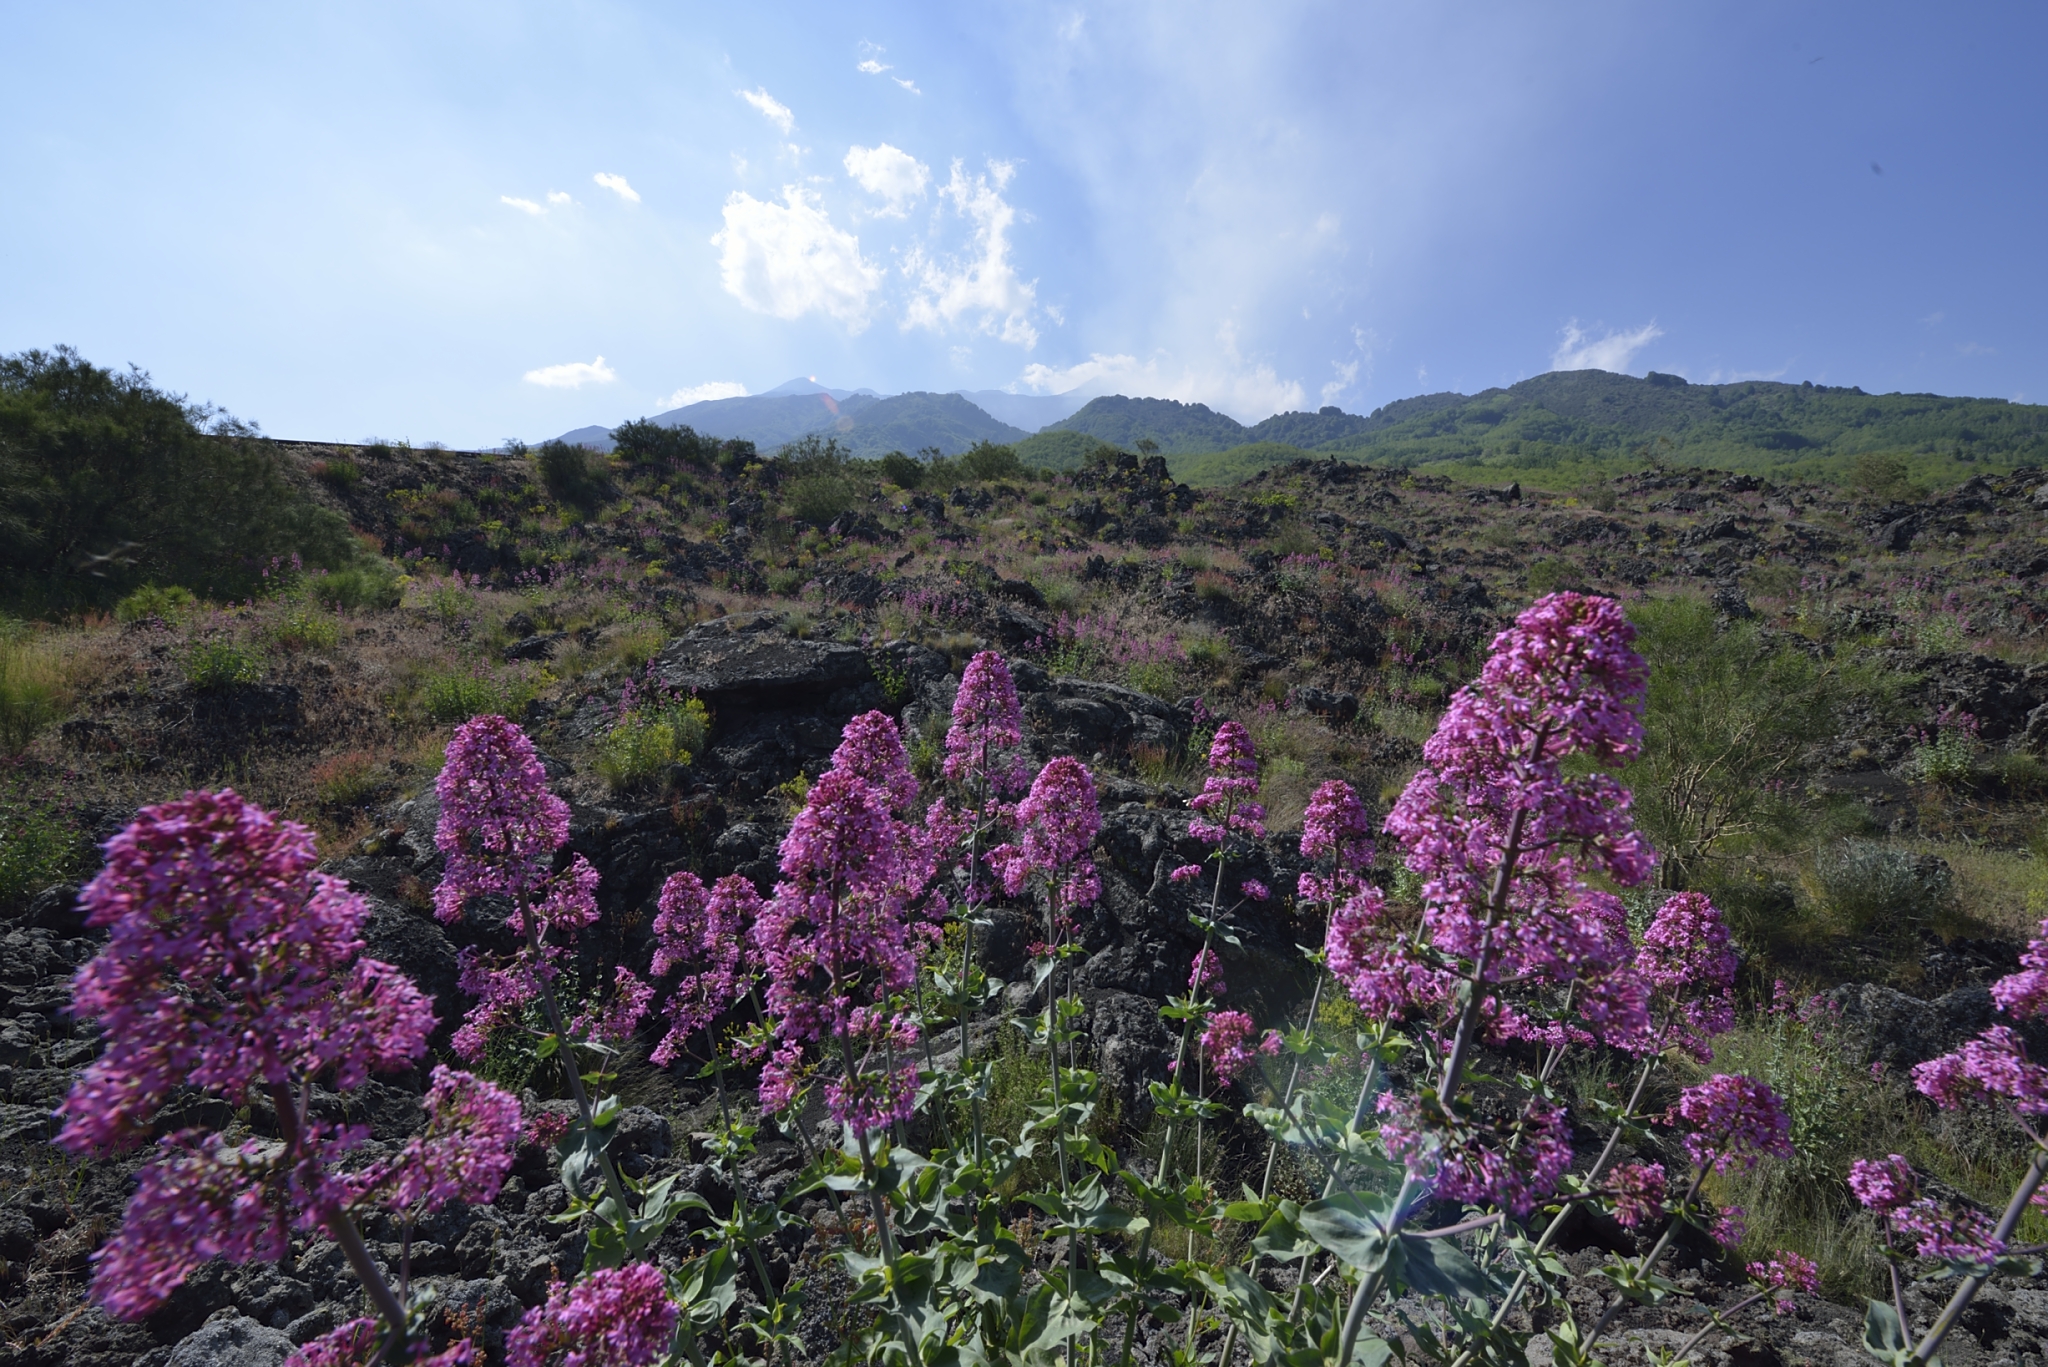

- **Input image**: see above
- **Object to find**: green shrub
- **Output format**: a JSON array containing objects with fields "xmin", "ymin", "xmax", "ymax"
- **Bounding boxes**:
[
  {"xmin": 0, "ymin": 636, "xmax": 69, "ymax": 754},
  {"xmin": 766, "ymin": 568, "xmax": 806, "ymax": 596},
  {"xmin": 115, "ymin": 584, "xmax": 198, "ymax": 624},
  {"xmin": 595, "ymin": 697, "xmax": 710, "ymax": 791},
  {"xmin": 786, "ymin": 473, "xmax": 855, "ymax": 526},
  {"xmin": 957, "ymin": 441, "xmax": 1022, "ymax": 483},
  {"xmin": 1525, "ymin": 556, "xmax": 1573, "ymax": 595},
  {"xmin": 1814, "ymin": 839, "xmax": 1956, "ymax": 938},
  {"xmin": 311, "ymin": 564, "xmax": 402, "ymax": 611},
  {"xmin": 269, "ymin": 604, "xmax": 340, "ymax": 651},
  {"xmin": 313, "ymin": 458, "xmax": 362, "ymax": 490},
  {"xmin": 880, "ymin": 451, "xmax": 924, "ymax": 489},
  {"xmin": 185, "ymin": 638, "xmax": 263, "ymax": 690},
  {"xmin": 1128, "ymin": 660, "xmax": 1177, "ymax": 700},
  {"xmin": 0, "ymin": 780, "xmax": 93, "ymax": 912},
  {"xmin": 420, "ymin": 669, "xmax": 504, "ymax": 723},
  {"xmin": 1903, "ymin": 728, "xmax": 1976, "ymax": 784},
  {"xmin": 537, "ymin": 440, "xmax": 607, "ymax": 507}
]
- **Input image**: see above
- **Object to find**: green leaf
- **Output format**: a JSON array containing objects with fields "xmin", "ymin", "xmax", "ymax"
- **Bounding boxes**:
[
  {"xmin": 1396, "ymin": 1233, "xmax": 1498, "ymax": 1305},
  {"xmin": 1863, "ymin": 1299, "xmax": 1916, "ymax": 1367},
  {"xmin": 535, "ymin": 1033, "xmax": 560, "ymax": 1060},
  {"xmin": 1297, "ymin": 1193, "xmax": 1400, "ymax": 1273}
]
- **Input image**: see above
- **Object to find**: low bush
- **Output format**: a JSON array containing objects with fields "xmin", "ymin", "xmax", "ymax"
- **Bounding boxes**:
[
  {"xmin": 594, "ymin": 696, "xmax": 709, "ymax": 791},
  {"xmin": 537, "ymin": 440, "xmax": 608, "ymax": 507},
  {"xmin": 268, "ymin": 603, "xmax": 340, "ymax": 651},
  {"xmin": 310, "ymin": 751, "xmax": 384, "ymax": 807},
  {"xmin": 0, "ymin": 777, "xmax": 92, "ymax": 911},
  {"xmin": 114, "ymin": 584, "xmax": 197, "ymax": 624},
  {"xmin": 310, "ymin": 564, "xmax": 402, "ymax": 611},
  {"xmin": 0, "ymin": 633, "xmax": 70, "ymax": 754},
  {"xmin": 184, "ymin": 638, "xmax": 262, "ymax": 690},
  {"xmin": 880, "ymin": 451, "xmax": 924, "ymax": 488},
  {"xmin": 1813, "ymin": 838, "xmax": 1957, "ymax": 938},
  {"xmin": 312, "ymin": 457, "xmax": 362, "ymax": 490},
  {"xmin": 419, "ymin": 668, "xmax": 506, "ymax": 723}
]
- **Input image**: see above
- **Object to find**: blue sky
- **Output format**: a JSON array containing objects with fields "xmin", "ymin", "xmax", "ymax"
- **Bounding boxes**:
[{"xmin": 3, "ymin": 2, "xmax": 2044, "ymax": 445}]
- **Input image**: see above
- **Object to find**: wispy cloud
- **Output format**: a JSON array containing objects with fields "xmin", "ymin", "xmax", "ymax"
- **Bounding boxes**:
[
  {"xmin": 844, "ymin": 143, "xmax": 929, "ymax": 215},
  {"xmin": 657, "ymin": 381, "xmax": 749, "ymax": 409},
  {"xmin": 1703, "ymin": 363, "xmax": 1790, "ymax": 383},
  {"xmin": 904, "ymin": 160, "xmax": 1037, "ymax": 348},
  {"xmin": 893, "ymin": 77, "xmax": 921, "ymax": 95},
  {"xmin": 546, "ymin": 190, "xmax": 572, "ymax": 206},
  {"xmin": 500, "ymin": 196, "xmax": 544, "ymax": 215},
  {"xmin": 592, "ymin": 172, "xmax": 639, "ymax": 204},
  {"xmin": 857, "ymin": 59, "xmax": 890, "ymax": 75},
  {"xmin": 1552, "ymin": 319, "xmax": 1664, "ymax": 373},
  {"xmin": 737, "ymin": 86, "xmax": 794, "ymax": 135},
  {"xmin": 711, "ymin": 187, "xmax": 881, "ymax": 330},
  {"xmin": 523, "ymin": 356, "xmax": 617, "ymax": 389}
]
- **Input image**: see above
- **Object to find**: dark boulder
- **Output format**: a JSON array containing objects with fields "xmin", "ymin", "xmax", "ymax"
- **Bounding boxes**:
[{"xmin": 651, "ymin": 620, "xmax": 873, "ymax": 708}]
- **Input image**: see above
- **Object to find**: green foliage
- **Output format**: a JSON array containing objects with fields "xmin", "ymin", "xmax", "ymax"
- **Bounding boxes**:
[
  {"xmin": 1012, "ymin": 429, "xmax": 1119, "ymax": 472},
  {"xmin": 114, "ymin": 583, "xmax": 197, "ymax": 624},
  {"xmin": 879, "ymin": 451, "xmax": 925, "ymax": 488},
  {"xmin": 1045, "ymin": 394, "xmax": 1250, "ymax": 455},
  {"xmin": 786, "ymin": 473, "xmax": 855, "ymax": 526},
  {"xmin": 419, "ymin": 668, "xmax": 507, "ymax": 722},
  {"xmin": 0, "ymin": 776, "xmax": 93, "ymax": 912},
  {"xmin": 310, "ymin": 564, "xmax": 402, "ymax": 611},
  {"xmin": 1128, "ymin": 660, "xmax": 1177, "ymax": 700},
  {"xmin": 833, "ymin": 391, "xmax": 1030, "ymax": 458},
  {"xmin": 268, "ymin": 603, "xmax": 340, "ymax": 651},
  {"xmin": 1813, "ymin": 839, "xmax": 1957, "ymax": 939},
  {"xmin": 537, "ymin": 439, "xmax": 608, "ymax": 507},
  {"xmin": 1623, "ymin": 595, "xmax": 1842, "ymax": 888},
  {"xmin": 610, "ymin": 418, "xmax": 722, "ymax": 468},
  {"xmin": 0, "ymin": 346, "xmax": 360, "ymax": 612},
  {"xmin": 1854, "ymin": 452, "xmax": 1916, "ymax": 502},
  {"xmin": 312, "ymin": 457, "xmax": 362, "ymax": 490},
  {"xmin": 594, "ymin": 696, "xmax": 710, "ymax": 792},
  {"xmin": 184, "ymin": 638, "xmax": 263, "ymax": 690},
  {"xmin": 956, "ymin": 439, "xmax": 1024, "ymax": 482},
  {"xmin": 0, "ymin": 634, "xmax": 69, "ymax": 754},
  {"xmin": 310, "ymin": 751, "xmax": 383, "ymax": 807}
]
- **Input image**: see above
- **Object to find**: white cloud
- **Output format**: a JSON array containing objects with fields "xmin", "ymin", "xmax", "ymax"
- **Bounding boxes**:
[
  {"xmin": 1015, "ymin": 350, "xmax": 1304, "ymax": 421},
  {"xmin": 893, "ymin": 77, "xmax": 921, "ymax": 94},
  {"xmin": 547, "ymin": 190, "xmax": 573, "ymax": 206},
  {"xmin": 904, "ymin": 160, "xmax": 1037, "ymax": 348},
  {"xmin": 1320, "ymin": 361, "xmax": 1358, "ymax": 407},
  {"xmin": 657, "ymin": 381, "xmax": 749, "ymax": 409},
  {"xmin": 737, "ymin": 87, "xmax": 795, "ymax": 134},
  {"xmin": 523, "ymin": 356, "xmax": 618, "ymax": 389},
  {"xmin": 711, "ymin": 186, "xmax": 881, "ymax": 330},
  {"xmin": 857, "ymin": 59, "xmax": 891, "ymax": 74},
  {"xmin": 593, "ymin": 172, "xmax": 640, "ymax": 203},
  {"xmin": 1319, "ymin": 326, "xmax": 1377, "ymax": 407},
  {"xmin": 843, "ymin": 144, "xmax": 929, "ymax": 213},
  {"xmin": 501, "ymin": 195, "xmax": 544, "ymax": 215},
  {"xmin": 1552, "ymin": 319, "xmax": 1664, "ymax": 373}
]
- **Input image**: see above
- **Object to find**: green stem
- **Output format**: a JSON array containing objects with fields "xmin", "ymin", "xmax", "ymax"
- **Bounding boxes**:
[
  {"xmin": 271, "ymin": 1084, "xmax": 409, "ymax": 1343},
  {"xmin": 1912, "ymin": 1144, "xmax": 2048, "ymax": 1363},
  {"xmin": 521, "ymin": 898, "xmax": 632, "ymax": 1217}
]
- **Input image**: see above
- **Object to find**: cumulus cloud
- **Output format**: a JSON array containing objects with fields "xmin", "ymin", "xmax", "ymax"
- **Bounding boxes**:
[
  {"xmin": 657, "ymin": 381, "xmax": 749, "ymax": 409},
  {"xmin": 1016, "ymin": 349, "xmax": 1304, "ymax": 421},
  {"xmin": 1552, "ymin": 319, "xmax": 1664, "ymax": 374},
  {"xmin": 593, "ymin": 172, "xmax": 640, "ymax": 203},
  {"xmin": 904, "ymin": 160, "xmax": 1037, "ymax": 348},
  {"xmin": 844, "ymin": 144, "xmax": 929, "ymax": 213},
  {"xmin": 501, "ymin": 196, "xmax": 544, "ymax": 215},
  {"xmin": 523, "ymin": 356, "xmax": 617, "ymax": 389},
  {"xmin": 857, "ymin": 59, "xmax": 890, "ymax": 74},
  {"xmin": 712, "ymin": 187, "xmax": 881, "ymax": 330},
  {"xmin": 738, "ymin": 87, "xmax": 795, "ymax": 134},
  {"xmin": 547, "ymin": 190, "xmax": 572, "ymax": 206}
]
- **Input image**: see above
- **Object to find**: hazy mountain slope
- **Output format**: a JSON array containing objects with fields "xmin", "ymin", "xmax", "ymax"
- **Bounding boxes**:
[
  {"xmin": 1043, "ymin": 395, "xmax": 1248, "ymax": 454},
  {"xmin": 953, "ymin": 389, "xmax": 1089, "ymax": 432},
  {"xmin": 837, "ymin": 392, "xmax": 1031, "ymax": 456}
]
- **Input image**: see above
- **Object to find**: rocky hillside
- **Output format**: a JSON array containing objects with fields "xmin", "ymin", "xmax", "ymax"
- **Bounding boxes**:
[{"xmin": 10, "ymin": 435, "xmax": 2048, "ymax": 1366}]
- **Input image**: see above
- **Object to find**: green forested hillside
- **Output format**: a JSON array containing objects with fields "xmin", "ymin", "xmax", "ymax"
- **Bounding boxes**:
[
  {"xmin": 837, "ymin": 391, "xmax": 1030, "ymax": 457},
  {"xmin": 1042, "ymin": 395, "xmax": 1249, "ymax": 453}
]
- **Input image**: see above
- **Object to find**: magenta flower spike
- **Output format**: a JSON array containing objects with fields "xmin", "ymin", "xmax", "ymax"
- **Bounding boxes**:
[
  {"xmin": 1675, "ymin": 1074, "xmax": 1794, "ymax": 1173},
  {"xmin": 1607, "ymin": 1161, "xmax": 1667, "ymax": 1229},
  {"xmin": 434, "ymin": 714, "xmax": 573, "ymax": 921},
  {"xmin": 1631, "ymin": 891, "xmax": 1739, "ymax": 1060},
  {"xmin": 823, "ymin": 1007, "xmax": 922, "ymax": 1135},
  {"xmin": 944, "ymin": 650, "xmax": 1029, "ymax": 797},
  {"xmin": 55, "ymin": 789, "xmax": 517, "ymax": 1327},
  {"xmin": 1189, "ymin": 721, "xmax": 1265, "ymax": 845},
  {"xmin": 994, "ymin": 756, "xmax": 1103, "ymax": 906},
  {"xmin": 650, "ymin": 870, "xmax": 766, "ymax": 1065},
  {"xmin": 1200, "ymin": 1009, "xmax": 1281, "ymax": 1087},
  {"xmin": 834, "ymin": 709, "xmax": 921, "ymax": 815},
  {"xmin": 1300, "ymin": 779, "xmax": 1374, "ymax": 903},
  {"xmin": 507, "ymin": 1262, "xmax": 679, "ymax": 1367},
  {"xmin": 1747, "ymin": 1251, "xmax": 1821, "ymax": 1312},
  {"xmin": 1188, "ymin": 946, "xmax": 1226, "ymax": 998}
]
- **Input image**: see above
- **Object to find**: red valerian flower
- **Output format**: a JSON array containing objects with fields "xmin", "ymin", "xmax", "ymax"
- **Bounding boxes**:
[
  {"xmin": 1746, "ymin": 1251, "xmax": 1820, "ymax": 1313},
  {"xmin": 1189, "ymin": 722, "xmax": 1265, "ymax": 844},
  {"xmin": 1200, "ymin": 1010, "xmax": 1281, "ymax": 1087},
  {"xmin": 1607, "ymin": 1161, "xmax": 1667, "ymax": 1229},
  {"xmin": 1378, "ymin": 1092, "xmax": 1574, "ymax": 1218},
  {"xmin": 944, "ymin": 650, "xmax": 1029, "ymax": 797},
  {"xmin": 1675, "ymin": 1075, "xmax": 1794, "ymax": 1173},
  {"xmin": 650, "ymin": 870, "xmax": 765, "ymax": 1065},
  {"xmin": 507, "ymin": 1262, "xmax": 678, "ymax": 1367}
]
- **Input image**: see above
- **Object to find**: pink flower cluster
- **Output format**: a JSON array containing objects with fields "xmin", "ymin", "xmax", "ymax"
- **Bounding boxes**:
[
  {"xmin": 1378, "ymin": 1092, "xmax": 1574, "ymax": 1217},
  {"xmin": 650, "ymin": 870, "xmax": 766, "ymax": 1064},
  {"xmin": 507, "ymin": 1262, "xmax": 678, "ymax": 1367},
  {"xmin": 1675, "ymin": 1075, "xmax": 1794, "ymax": 1173},
  {"xmin": 943, "ymin": 650, "xmax": 1030, "ymax": 798},
  {"xmin": 1200, "ymin": 1010, "xmax": 1280, "ymax": 1087},
  {"xmin": 994, "ymin": 755, "xmax": 1102, "ymax": 910},
  {"xmin": 1607, "ymin": 1161, "xmax": 1667, "ymax": 1229},
  {"xmin": 435, "ymin": 717, "xmax": 616, "ymax": 1061},
  {"xmin": 1631, "ymin": 891, "xmax": 1738, "ymax": 1060},
  {"xmin": 58, "ymin": 789, "xmax": 433, "ymax": 1155},
  {"xmin": 1298, "ymin": 779, "xmax": 1374, "ymax": 905},
  {"xmin": 822, "ymin": 1008, "xmax": 922, "ymax": 1134},
  {"xmin": 1850, "ymin": 1154, "xmax": 2006, "ymax": 1263},
  {"xmin": 1913, "ymin": 1026, "xmax": 2048, "ymax": 1116},
  {"xmin": 55, "ymin": 790, "xmax": 518, "ymax": 1323},
  {"xmin": 1324, "ymin": 884, "xmax": 1451, "ymax": 1019},
  {"xmin": 289, "ymin": 1318, "xmax": 476, "ymax": 1367},
  {"xmin": 1189, "ymin": 722, "xmax": 1266, "ymax": 845},
  {"xmin": 1746, "ymin": 1251, "xmax": 1820, "ymax": 1312},
  {"xmin": 1188, "ymin": 947, "xmax": 1226, "ymax": 997}
]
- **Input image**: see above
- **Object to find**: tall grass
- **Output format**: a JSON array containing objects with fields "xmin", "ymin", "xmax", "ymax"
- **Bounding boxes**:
[{"xmin": 0, "ymin": 630, "xmax": 73, "ymax": 754}]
